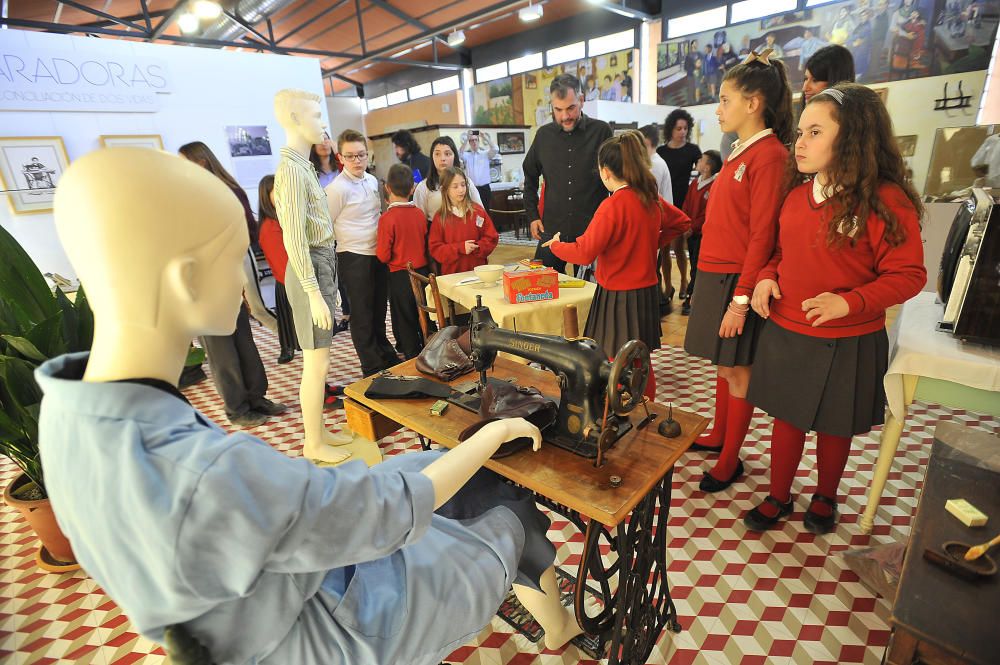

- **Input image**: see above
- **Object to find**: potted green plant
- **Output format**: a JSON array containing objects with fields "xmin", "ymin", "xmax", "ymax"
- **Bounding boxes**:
[{"xmin": 0, "ymin": 223, "xmax": 93, "ymax": 572}]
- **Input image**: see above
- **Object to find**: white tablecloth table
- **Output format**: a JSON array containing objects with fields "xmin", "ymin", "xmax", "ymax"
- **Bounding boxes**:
[
  {"xmin": 433, "ymin": 269, "xmax": 597, "ymax": 337},
  {"xmin": 862, "ymin": 291, "xmax": 1000, "ymax": 532}
]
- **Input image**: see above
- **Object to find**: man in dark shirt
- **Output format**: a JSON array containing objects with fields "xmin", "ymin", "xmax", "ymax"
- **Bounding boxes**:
[
  {"xmin": 522, "ymin": 74, "xmax": 612, "ymax": 272},
  {"xmin": 391, "ymin": 129, "xmax": 432, "ymax": 183}
]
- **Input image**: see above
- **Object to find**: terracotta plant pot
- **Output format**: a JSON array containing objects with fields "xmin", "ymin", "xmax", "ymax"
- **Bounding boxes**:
[{"xmin": 3, "ymin": 472, "xmax": 78, "ymax": 571}]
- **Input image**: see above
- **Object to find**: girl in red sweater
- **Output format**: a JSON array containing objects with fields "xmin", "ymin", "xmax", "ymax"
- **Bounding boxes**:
[
  {"xmin": 256, "ymin": 175, "xmax": 298, "ymax": 364},
  {"xmin": 744, "ymin": 83, "xmax": 926, "ymax": 534},
  {"xmin": 545, "ymin": 131, "xmax": 690, "ymax": 400},
  {"xmin": 683, "ymin": 50, "xmax": 794, "ymax": 494},
  {"xmin": 680, "ymin": 149, "xmax": 722, "ymax": 315},
  {"xmin": 428, "ymin": 167, "xmax": 498, "ymax": 275}
]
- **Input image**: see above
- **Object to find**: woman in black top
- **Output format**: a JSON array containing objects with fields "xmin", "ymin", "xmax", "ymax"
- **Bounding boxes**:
[{"xmin": 656, "ymin": 108, "xmax": 702, "ymax": 309}]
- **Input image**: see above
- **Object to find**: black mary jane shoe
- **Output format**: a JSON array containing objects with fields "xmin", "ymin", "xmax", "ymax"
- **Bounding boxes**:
[
  {"xmin": 743, "ymin": 495, "xmax": 794, "ymax": 532},
  {"xmin": 699, "ymin": 459, "xmax": 744, "ymax": 493},
  {"xmin": 803, "ymin": 494, "xmax": 839, "ymax": 535}
]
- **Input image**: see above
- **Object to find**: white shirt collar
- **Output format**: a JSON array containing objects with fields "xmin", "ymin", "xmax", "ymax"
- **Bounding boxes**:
[
  {"xmin": 340, "ymin": 168, "xmax": 368, "ymax": 183},
  {"xmin": 812, "ymin": 177, "xmax": 837, "ymax": 203},
  {"xmin": 728, "ymin": 128, "xmax": 774, "ymax": 161},
  {"xmin": 697, "ymin": 173, "xmax": 717, "ymax": 190},
  {"xmin": 387, "ymin": 201, "xmax": 415, "ymax": 209}
]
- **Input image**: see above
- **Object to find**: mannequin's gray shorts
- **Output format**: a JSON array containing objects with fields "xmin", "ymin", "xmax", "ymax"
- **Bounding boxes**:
[{"xmin": 284, "ymin": 246, "xmax": 338, "ymax": 350}]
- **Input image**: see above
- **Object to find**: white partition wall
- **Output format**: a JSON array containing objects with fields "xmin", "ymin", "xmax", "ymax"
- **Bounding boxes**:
[{"xmin": 0, "ymin": 29, "xmax": 327, "ymax": 279}]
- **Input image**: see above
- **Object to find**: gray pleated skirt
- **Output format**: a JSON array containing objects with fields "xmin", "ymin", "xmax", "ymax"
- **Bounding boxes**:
[
  {"xmin": 584, "ymin": 284, "xmax": 662, "ymax": 358},
  {"xmin": 284, "ymin": 246, "xmax": 338, "ymax": 350},
  {"xmin": 747, "ymin": 320, "xmax": 889, "ymax": 438},
  {"xmin": 683, "ymin": 271, "xmax": 763, "ymax": 367}
]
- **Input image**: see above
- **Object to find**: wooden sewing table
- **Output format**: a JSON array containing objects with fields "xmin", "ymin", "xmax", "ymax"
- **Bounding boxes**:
[{"xmin": 344, "ymin": 357, "xmax": 707, "ymax": 664}]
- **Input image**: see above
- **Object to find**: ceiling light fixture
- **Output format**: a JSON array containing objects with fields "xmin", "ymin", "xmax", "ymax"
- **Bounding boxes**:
[
  {"xmin": 447, "ymin": 30, "xmax": 466, "ymax": 47},
  {"xmin": 519, "ymin": 2, "xmax": 543, "ymax": 22},
  {"xmin": 192, "ymin": 1, "xmax": 222, "ymax": 20},
  {"xmin": 177, "ymin": 12, "xmax": 200, "ymax": 34}
]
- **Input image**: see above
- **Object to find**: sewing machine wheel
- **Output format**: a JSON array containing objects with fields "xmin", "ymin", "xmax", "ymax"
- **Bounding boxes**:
[{"xmin": 607, "ymin": 340, "xmax": 650, "ymax": 416}]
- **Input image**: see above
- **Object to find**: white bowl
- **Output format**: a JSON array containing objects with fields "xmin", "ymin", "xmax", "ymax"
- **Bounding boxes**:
[{"xmin": 474, "ymin": 264, "xmax": 505, "ymax": 286}]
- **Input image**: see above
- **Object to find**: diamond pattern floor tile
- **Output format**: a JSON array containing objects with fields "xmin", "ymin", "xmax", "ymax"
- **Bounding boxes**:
[{"xmin": 2, "ymin": 314, "xmax": 998, "ymax": 664}]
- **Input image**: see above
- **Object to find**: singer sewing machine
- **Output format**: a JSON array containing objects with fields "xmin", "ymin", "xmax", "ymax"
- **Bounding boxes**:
[{"xmin": 449, "ymin": 296, "xmax": 652, "ymax": 459}]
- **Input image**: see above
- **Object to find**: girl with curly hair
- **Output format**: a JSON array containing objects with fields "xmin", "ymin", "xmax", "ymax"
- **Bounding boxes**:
[{"xmin": 743, "ymin": 83, "xmax": 926, "ymax": 534}]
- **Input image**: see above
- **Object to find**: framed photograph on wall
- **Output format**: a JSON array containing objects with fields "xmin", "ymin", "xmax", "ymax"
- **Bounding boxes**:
[
  {"xmin": 0, "ymin": 136, "xmax": 71, "ymax": 215},
  {"xmin": 896, "ymin": 135, "xmax": 918, "ymax": 158},
  {"xmin": 100, "ymin": 134, "xmax": 164, "ymax": 150},
  {"xmin": 496, "ymin": 131, "xmax": 526, "ymax": 154}
]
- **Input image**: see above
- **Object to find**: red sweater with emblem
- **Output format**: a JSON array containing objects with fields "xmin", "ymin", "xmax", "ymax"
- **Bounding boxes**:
[
  {"xmin": 697, "ymin": 134, "xmax": 787, "ymax": 296},
  {"xmin": 376, "ymin": 203, "xmax": 429, "ymax": 272},
  {"xmin": 758, "ymin": 182, "xmax": 926, "ymax": 338},
  {"xmin": 428, "ymin": 203, "xmax": 499, "ymax": 275},
  {"xmin": 682, "ymin": 176, "xmax": 715, "ymax": 235},
  {"xmin": 550, "ymin": 187, "xmax": 690, "ymax": 290}
]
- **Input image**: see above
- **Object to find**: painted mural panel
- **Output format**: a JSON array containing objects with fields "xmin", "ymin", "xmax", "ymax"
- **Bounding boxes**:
[
  {"xmin": 656, "ymin": 0, "xmax": 999, "ymax": 106},
  {"xmin": 473, "ymin": 48, "xmax": 636, "ymax": 128}
]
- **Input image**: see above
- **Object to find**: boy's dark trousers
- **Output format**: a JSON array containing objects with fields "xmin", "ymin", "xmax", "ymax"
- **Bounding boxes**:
[
  {"xmin": 337, "ymin": 252, "xmax": 398, "ymax": 376},
  {"xmin": 387, "ymin": 265, "xmax": 428, "ymax": 359}
]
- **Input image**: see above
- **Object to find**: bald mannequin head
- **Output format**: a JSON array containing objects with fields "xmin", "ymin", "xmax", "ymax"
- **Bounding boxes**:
[{"xmin": 54, "ymin": 148, "xmax": 248, "ymax": 335}]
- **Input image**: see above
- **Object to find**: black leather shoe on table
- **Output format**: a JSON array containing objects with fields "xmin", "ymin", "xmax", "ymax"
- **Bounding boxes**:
[
  {"xmin": 744, "ymin": 495, "xmax": 794, "ymax": 531},
  {"xmin": 699, "ymin": 459, "xmax": 744, "ymax": 493},
  {"xmin": 803, "ymin": 494, "xmax": 838, "ymax": 535}
]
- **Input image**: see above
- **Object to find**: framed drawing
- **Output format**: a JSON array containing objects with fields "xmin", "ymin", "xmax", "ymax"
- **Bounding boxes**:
[
  {"xmin": 896, "ymin": 135, "xmax": 918, "ymax": 158},
  {"xmin": 0, "ymin": 136, "xmax": 71, "ymax": 215},
  {"xmin": 100, "ymin": 134, "xmax": 164, "ymax": 150},
  {"xmin": 496, "ymin": 131, "xmax": 525, "ymax": 154}
]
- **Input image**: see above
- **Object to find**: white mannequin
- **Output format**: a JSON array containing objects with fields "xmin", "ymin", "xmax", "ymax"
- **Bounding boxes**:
[
  {"xmin": 53, "ymin": 147, "xmax": 582, "ymax": 655},
  {"xmin": 273, "ymin": 89, "xmax": 376, "ymax": 465}
]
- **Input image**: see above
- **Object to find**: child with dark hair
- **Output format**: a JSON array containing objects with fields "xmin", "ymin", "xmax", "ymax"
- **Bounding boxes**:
[
  {"xmin": 683, "ymin": 50, "xmax": 793, "ymax": 492},
  {"xmin": 802, "ymin": 45, "xmax": 856, "ymax": 111},
  {"xmin": 546, "ymin": 131, "xmax": 690, "ymax": 400},
  {"xmin": 376, "ymin": 164, "xmax": 430, "ymax": 359},
  {"xmin": 744, "ymin": 83, "xmax": 925, "ymax": 534},
  {"xmin": 680, "ymin": 150, "xmax": 722, "ymax": 315},
  {"xmin": 257, "ymin": 175, "xmax": 299, "ymax": 364}
]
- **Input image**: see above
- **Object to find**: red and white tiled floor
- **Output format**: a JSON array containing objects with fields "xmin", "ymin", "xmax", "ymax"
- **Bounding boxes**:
[{"xmin": 2, "ymin": 322, "xmax": 998, "ymax": 665}]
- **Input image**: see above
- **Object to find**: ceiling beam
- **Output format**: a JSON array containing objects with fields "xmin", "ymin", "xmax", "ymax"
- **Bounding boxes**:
[
  {"xmin": 366, "ymin": 0, "xmax": 429, "ymax": 31},
  {"xmin": 593, "ymin": 1, "xmax": 656, "ymax": 21},
  {"xmin": 222, "ymin": 8, "xmax": 274, "ymax": 46},
  {"xmin": 79, "ymin": 8, "xmax": 169, "ymax": 29},
  {"xmin": 276, "ymin": 0, "xmax": 349, "ymax": 45},
  {"xmin": 323, "ymin": 0, "xmax": 525, "ymax": 77},
  {"xmin": 367, "ymin": 57, "xmax": 463, "ymax": 70},
  {"xmin": 138, "ymin": 1, "xmax": 154, "ymax": 33},
  {"xmin": 150, "ymin": 0, "xmax": 186, "ymax": 39},
  {"xmin": 354, "ymin": 0, "xmax": 367, "ymax": 56},
  {"xmin": 53, "ymin": 0, "xmax": 146, "ymax": 32},
  {"xmin": 1, "ymin": 16, "xmax": 130, "ymax": 38}
]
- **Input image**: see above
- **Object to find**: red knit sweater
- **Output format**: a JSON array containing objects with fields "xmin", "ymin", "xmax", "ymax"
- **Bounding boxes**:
[
  {"xmin": 682, "ymin": 176, "xmax": 715, "ymax": 235},
  {"xmin": 428, "ymin": 203, "xmax": 499, "ymax": 275},
  {"xmin": 550, "ymin": 187, "xmax": 690, "ymax": 290},
  {"xmin": 758, "ymin": 182, "xmax": 927, "ymax": 338},
  {"xmin": 258, "ymin": 216, "xmax": 288, "ymax": 284},
  {"xmin": 376, "ymin": 203, "xmax": 429, "ymax": 272},
  {"xmin": 697, "ymin": 134, "xmax": 787, "ymax": 296}
]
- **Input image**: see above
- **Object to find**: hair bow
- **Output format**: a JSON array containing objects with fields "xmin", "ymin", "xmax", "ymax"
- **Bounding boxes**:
[{"xmin": 743, "ymin": 47, "xmax": 774, "ymax": 66}]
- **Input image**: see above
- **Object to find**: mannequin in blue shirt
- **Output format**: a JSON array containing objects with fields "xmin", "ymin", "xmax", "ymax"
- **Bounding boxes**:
[{"xmin": 37, "ymin": 148, "xmax": 582, "ymax": 664}]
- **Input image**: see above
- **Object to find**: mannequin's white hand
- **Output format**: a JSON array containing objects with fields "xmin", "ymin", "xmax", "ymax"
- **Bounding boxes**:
[{"xmin": 307, "ymin": 290, "xmax": 332, "ymax": 330}]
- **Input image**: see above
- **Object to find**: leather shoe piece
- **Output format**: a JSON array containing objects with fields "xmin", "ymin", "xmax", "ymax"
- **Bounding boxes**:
[
  {"xmin": 333, "ymin": 319, "xmax": 350, "ymax": 334},
  {"xmin": 277, "ymin": 352, "xmax": 294, "ymax": 364},
  {"xmin": 744, "ymin": 495, "xmax": 794, "ymax": 531},
  {"xmin": 681, "ymin": 299, "xmax": 691, "ymax": 315},
  {"xmin": 229, "ymin": 411, "xmax": 268, "ymax": 428},
  {"xmin": 699, "ymin": 459, "xmax": 744, "ymax": 493},
  {"xmin": 803, "ymin": 494, "xmax": 838, "ymax": 535},
  {"xmin": 325, "ymin": 384, "xmax": 345, "ymax": 396},
  {"xmin": 251, "ymin": 399, "xmax": 288, "ymax": 416},
  {"xmin": 324, "ymin": 395, "xmax": 344, "ymax": 411}
]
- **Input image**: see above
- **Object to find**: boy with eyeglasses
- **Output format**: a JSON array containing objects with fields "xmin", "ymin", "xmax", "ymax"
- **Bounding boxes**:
[{"xmin": 326, "ymin": 129, "xmax": 399, "ymax": 376}]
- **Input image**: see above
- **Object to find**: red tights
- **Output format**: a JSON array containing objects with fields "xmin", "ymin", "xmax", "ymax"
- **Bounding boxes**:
[{"xmin": 758, "ymin": 418, "xmax": 852, "ymax": 517}]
